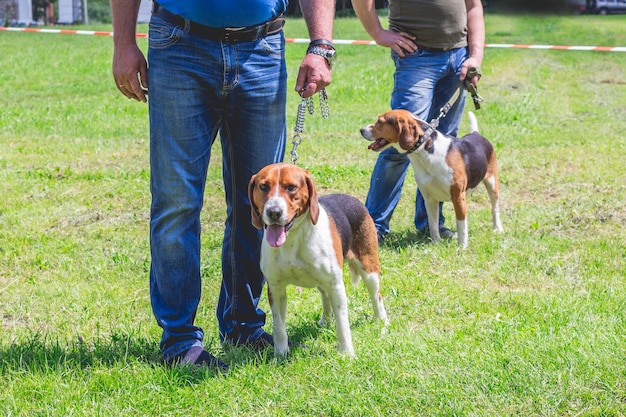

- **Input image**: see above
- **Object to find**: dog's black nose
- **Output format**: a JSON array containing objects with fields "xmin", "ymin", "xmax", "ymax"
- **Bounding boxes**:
[{"xmin": 266, "ymin": 206, "xmax": 282, "ymax": 222}]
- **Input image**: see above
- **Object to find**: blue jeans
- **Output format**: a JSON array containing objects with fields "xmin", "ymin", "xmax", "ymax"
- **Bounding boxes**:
[
  {"xmin": 147, "ymin": 15, "xmax": 287, "ymax": 361},
  {"xmin": 365, "ymin": 47, "xmax": 468, "ymax": 236}
]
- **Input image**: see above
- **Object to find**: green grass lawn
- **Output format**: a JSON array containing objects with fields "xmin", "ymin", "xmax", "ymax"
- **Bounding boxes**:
[{"xmin": 1, "ymin": 13, "xmax": 625, "ymax": 416}]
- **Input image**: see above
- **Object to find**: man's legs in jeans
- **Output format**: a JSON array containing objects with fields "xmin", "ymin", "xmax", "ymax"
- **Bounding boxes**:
[
  {"xmin": 366, "ymin": 48, "xmax": 468, "ymax": 239},
  {"xmin": 365, "ymin": 149, "xmax": 411, "ymax": 239},
  {"xmin": 217, "ymin": 34, "xmax": 287, "ymax": 345},
  {"xmin": 148, "ymin": 25, "xmax": 287, "ymax": 361}
]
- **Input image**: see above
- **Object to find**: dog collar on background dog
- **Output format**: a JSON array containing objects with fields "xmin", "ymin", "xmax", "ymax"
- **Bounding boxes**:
[
  {"xmin": 405, "ymin": 113, "xmax": 435, "ymax": 154},
  {"xmin": 408, "ymin": 69, "xmax": 481, "ymax": 154},
  {"xmin": 406, "ymin": 126, "xmax": 435, "ymax": 154}
]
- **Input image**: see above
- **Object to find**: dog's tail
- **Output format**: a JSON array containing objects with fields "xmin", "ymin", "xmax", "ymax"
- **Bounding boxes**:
[{"xmin": 468, "ymin": 111, "xmax": 479, "ymax": 133}]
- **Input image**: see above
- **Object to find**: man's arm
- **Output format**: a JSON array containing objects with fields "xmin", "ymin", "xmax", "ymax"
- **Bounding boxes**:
[
  {"xmin": 295, "ymin": 0, "xmax": 335, "ymax": 98},
  {"xmin": 462, "ymin": 0, "xmax": 485, "ymax": 84},
  {"xmin": 351, "ymin": 0, "xmax": 383, "ymax": 40},
  {"xmin": 110, "ymin": 0, "xmax": 148, "ymax": 102},
  {"xmin": 352, "ymin": 0, "xmax": 417, "ymax": 57}
]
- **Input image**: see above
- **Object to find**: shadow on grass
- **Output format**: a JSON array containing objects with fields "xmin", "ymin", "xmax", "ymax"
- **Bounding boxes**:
[
  {"xmin": 0, "ymin": 322, "xmax": 326, "ymax": 378},
  {"xmin": 0, "ymin": 331, "xmax": 162, "ymax": 372},
  {"xmin": 380, "ymin": 228, "xmax": 433, "ymax": 248},
  {"xmin": 223, "ymin": 319, "xmax": 324, "ymax": 367}
]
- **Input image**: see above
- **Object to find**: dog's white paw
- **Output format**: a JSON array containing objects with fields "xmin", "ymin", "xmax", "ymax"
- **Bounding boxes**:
[{"xmin": 274, "ymin": 346, "xmax": 290, "ymax": 358}]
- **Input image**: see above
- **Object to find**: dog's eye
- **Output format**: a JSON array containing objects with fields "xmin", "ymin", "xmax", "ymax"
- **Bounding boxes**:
[
  {"xmin": 259, "ymin": 183, "xmax": 270, "ymax": 192},
  {"xmin": 285, "ymin": 184, "xmax": 297, "ymax": 193}
]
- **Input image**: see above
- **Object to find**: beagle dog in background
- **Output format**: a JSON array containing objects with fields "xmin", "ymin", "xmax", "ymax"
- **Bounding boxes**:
[
  {"xmin": 249, "ymin": 163, "xmax": 388, "ymax": 357},
  {"xmin": 360, "ymin": 109, "xmax": 503, "ymax": 248}
]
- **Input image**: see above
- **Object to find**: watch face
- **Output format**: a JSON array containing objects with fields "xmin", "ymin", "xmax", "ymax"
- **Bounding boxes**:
[{"xmin": 326, "ymin": 50, "xmax": 336, "ymax": 66}]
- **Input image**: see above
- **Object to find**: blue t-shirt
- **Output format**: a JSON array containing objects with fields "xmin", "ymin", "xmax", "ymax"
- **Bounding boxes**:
[{"xmin": 156, "ymin": 0, "xmax": 288, "ymax": 28}]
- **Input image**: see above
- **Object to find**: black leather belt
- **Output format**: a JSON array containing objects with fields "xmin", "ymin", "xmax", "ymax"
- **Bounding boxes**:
[
  {"xmin": 415, "ymin": 44, "xmax": 450, "ymax": 52},
  {"xmin": 152, "ymin": 2, "xmax": 285, "ymax": 43}
]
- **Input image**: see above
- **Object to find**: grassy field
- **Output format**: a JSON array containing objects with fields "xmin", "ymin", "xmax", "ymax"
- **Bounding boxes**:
[{"xmin": 1, "ymin": 12, "xmax": 626, "ymax": 416}]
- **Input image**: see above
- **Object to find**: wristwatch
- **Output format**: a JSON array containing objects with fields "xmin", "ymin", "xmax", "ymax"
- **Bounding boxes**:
[{"xmin": 306, "ymin": 40, "xmax": 336, "ymax": 68}]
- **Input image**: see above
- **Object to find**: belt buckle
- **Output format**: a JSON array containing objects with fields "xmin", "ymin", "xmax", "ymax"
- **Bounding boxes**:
[{"xmin": 223, "ymin": 26, "xmax": 248, "ymax": 43}]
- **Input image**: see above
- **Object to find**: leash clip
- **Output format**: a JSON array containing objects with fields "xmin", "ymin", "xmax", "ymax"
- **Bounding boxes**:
[{"xmin": 290, "ymin": 133, "xmax": 302, "ymax": 164}]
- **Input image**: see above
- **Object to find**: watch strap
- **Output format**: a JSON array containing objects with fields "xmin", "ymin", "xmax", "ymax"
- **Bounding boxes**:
[{"xmin": 308, "ymin": 39, "xmax": 335, "ymax": 50}]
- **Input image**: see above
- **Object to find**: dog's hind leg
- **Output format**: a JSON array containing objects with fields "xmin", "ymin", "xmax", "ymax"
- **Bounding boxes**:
[
  {"xmin": 348, "ymin": 260, "xmax": 388, "ymax": 323},
  {"xmin": 483, "ymin": 175, "xmax": 503, "ymax": 233},
  {"xmin": 363, "ymin": 272, "xmax": 388, "ymax": 324},
  {"xmin": 450, "ymin": 189, "xmax": 469, "ymax": 249},
  {"xmin": 347, "ymin": 262, "xmax": 362, "ymax": 288}
]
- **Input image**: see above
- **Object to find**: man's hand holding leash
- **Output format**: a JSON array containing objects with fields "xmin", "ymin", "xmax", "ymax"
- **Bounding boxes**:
[
  {"xmin": 296, "ymin": 0, "xmax": 334, "ymax": 98},
  {"xmin": 296, "ymin": 51, "xmax": 333, "ymax": 98}
]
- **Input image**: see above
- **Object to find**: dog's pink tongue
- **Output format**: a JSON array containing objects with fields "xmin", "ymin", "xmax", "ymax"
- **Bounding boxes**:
[{"xmin": 266, "ymin": 224, "xmax": 287, "ymax": 247}]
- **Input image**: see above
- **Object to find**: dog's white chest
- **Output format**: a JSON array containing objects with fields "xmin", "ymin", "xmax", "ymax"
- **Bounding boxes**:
[
  {"xmin": 408, "ymin": 140, "xmax": 454, "ymax": 202},
  {"xmin": 260, "ymin": 210, "xmax": 343, "ymax": 289}
]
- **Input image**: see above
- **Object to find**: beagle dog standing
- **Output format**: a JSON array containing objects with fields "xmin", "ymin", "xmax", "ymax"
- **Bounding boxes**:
[
  {"xmin": 249, "ymin": 163, "xmax": 388, "ymax": 357},
  {"xmin": 360, "ymin": 109, "xmax": 503, "ymax": 248}
]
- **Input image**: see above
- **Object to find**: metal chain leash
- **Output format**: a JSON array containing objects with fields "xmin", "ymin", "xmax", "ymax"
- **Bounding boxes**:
[{"xmin": 290, "ymin": 88, "xmax": 330, "ymax": 164}]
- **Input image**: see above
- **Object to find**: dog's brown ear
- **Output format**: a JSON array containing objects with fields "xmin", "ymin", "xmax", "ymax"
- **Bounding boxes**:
[
  {"xmin": 248, "ymin": 174, "xmax": 264, "ymax": 229},
  {"xmin": 305, "ymin": 171, "xmax": 319, "ymax": 225},
  {"xmin": 398, "ymin": 117, "xmax": 421, "ymax": 151}
]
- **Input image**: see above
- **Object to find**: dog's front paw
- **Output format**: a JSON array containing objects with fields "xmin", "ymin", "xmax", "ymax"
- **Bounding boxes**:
[
  {"xmin": 339, "ymin": 346, "xmax": 356, "ymax": 358},
  {"xmin": 274, "ymin": 344, "xmax": 290, "ymax": 358}
]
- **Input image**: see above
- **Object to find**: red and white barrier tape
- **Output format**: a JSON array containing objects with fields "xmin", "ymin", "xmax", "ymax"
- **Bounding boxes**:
[
  {"xmin": 1, "ymin": 27, "xmax": 124, "ymax": 37},
  {"xmin": 2, "ymin": 27, "xmax": 626, "ymax": 52}
]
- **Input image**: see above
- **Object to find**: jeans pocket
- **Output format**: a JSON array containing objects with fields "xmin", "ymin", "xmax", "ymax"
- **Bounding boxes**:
[
  {"xmin": 257, "ymin": 33, "xmax": 285, "ymax": 59},
  {"xmin": 149, "ymin": 16, "xmax": 183, "ymax": 49}
]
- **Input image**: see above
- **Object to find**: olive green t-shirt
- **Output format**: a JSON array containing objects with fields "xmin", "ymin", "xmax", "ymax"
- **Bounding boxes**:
[{"xmin": 388, "ymin": 0, "xmax": 468, "ymax": 50}]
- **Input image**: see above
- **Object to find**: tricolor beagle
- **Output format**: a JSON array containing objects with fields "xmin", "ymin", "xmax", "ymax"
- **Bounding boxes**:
[
  {"xmin": 360, "ymin": 109, "xmax": 503, "ymax": 248},
  {"xmin": 249, "ymin": 163, "xmax": 388, "ymax": 357}
]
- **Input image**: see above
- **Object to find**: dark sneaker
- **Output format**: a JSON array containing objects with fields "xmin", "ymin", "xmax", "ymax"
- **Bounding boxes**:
[
  {"xmin": 418, "ymin": 226, "xmax": 456, "ymax": 240},
  {"xmin": 167, "ymin": 346, "xmax": 229, "ymax": 372},
  {"xmin": 225, "ymin": 331, "xmax": 303, "ymax": 352},
  {"xmin": 377, "ymin": 232, "xmax": 385, "ymax": 246},
  {"xmin": 223, "ymin": 331, "xmax": 274, "ymax": 351},
  {"xmin": 242, "ymin": 332, "xmax": 275, "ymax": 351},
  {"xmin": 438, "ymin": 226, "xmax": 456, "ymax": 239}
]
